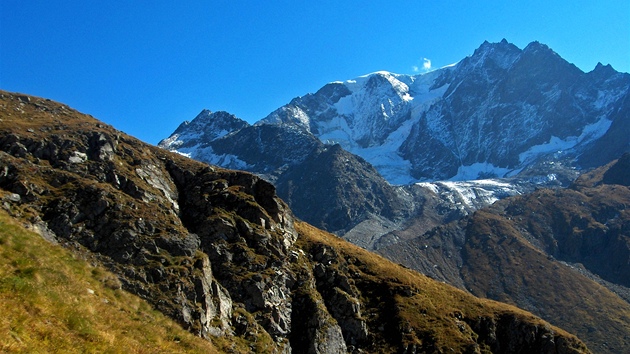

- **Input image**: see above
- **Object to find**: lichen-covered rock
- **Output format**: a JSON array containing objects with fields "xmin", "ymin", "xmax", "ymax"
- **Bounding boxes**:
[{"xmin": 194, "ymin": 254, "xmax": 233, "ymax": 337}]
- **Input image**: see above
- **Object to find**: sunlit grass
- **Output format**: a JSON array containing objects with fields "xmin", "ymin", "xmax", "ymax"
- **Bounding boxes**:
[{"xmin": 0, "ymin": 210, "xmax": 219, "ymax": 353}]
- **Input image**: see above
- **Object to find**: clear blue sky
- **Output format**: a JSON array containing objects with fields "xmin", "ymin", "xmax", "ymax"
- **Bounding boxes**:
[{"xmin": 2, "ymin": 1, "xmax": 629, "ymax": 144}]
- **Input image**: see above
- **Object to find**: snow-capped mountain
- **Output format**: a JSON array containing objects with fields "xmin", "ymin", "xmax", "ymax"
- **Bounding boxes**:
[
  {"xmin": 161, "ymin": 109, "xmax": 249, "ymax": 151},
  {"xmin": 159, "ymin": 39, "xmax": 630, "ymax": 240},
  {"xmin": 259, "ymin": 69, "xmax": 448, "ymax": 184},
  {"xmin": 161, "ymin": 40, "xmax": 629, "ymax": 185},
  {"xmin": 256, "ymin": 39, "xmax": 629, "ymax": 183}
]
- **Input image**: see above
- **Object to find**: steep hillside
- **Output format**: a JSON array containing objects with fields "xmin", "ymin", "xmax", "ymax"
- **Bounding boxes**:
[
  {"xmin": 276, "ymin": 143, "xmax": 406, "ymax": 235},
  {"xmin": 0, "ymin": 210, "xmax": 219, "ymax": 353},
  {"xmin": 0, "ymin": 90, "xmax": 591, "ymax": 353},
  {"xmin": 379, "ymin": 155, "xmax": 630, "ymax": 353}
]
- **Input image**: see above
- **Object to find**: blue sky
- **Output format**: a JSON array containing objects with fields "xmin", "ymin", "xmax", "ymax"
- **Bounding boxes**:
[{"xmin": 2, "ymin": 1, "xmax": 629, "ymax": 144}]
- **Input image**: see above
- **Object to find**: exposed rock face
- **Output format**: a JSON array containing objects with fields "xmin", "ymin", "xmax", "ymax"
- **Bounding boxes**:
[
  {"xmin": 276, "ymin": 143, "xmax": 406, "ymax": 234},
  {"xmin": 0, "ymin": 91, "xmax": 592, "ymax": 353},
  {"xmin": 160, "ymin": 109, "xmax": 249, "ymax": 150},
  {"xmin": 466, "ymin": 313, "xmax": 586, "ymax": 354},
  {"xmin": 310, "ymin": 244, "xmax": 369, "ymax": 346},
  {"xmin": 0, "ymin": 92, "xmax": 300, "ymax": 350}
]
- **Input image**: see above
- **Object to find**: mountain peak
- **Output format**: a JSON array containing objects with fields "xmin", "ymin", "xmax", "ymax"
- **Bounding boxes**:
[
  {"xmin": 590, "ymin": 62, "xmax": 617, "ymax": 76},
  {"xmin": 159, "ymin": 109, "xmax": 249, "ymax": 150},
  {"xmin": 365, "ymin": 70, "xmax": 394, "ymax": 77},
  {"xmin": 521, "ymin": 41, "xmax": 561, "ymax": 60},
  {"xmin": 192, "ymin": 109, "xmax": 239, "ymax": 123},
  {"xmin": 465, "ymin": 39, "xmax": 521, "ymax": 70},
  {"xmin": 174, "ymin": 109, "xmax": 248, "ymax": 136},
  {"xmin": 523, "ymin": 40, "xmax": 546, "ymax": 51},
  {"xmin": 476, "ymin": 38, "xmax": 517, "ymax": 51}
]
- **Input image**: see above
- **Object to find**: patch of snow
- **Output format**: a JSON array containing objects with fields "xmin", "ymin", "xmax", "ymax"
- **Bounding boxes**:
[
  {"xmin": 213, "ymin": 129, "xmax": 230, "ymax": 139},
  {"xmin": 319, "ymin": 71, "xmax": 449, "ymax": 185},
  {"xmin": 333, "ymin": 95, "xmax": 355, "ymax": 117},
  {"xmin": 593, "ymin": 87, "xmax": 628, "ymax": 110},
  {"xmin": 518, "ymin": 135, "xmax": 576, "ymax": 164},
  {"xmin": 418, "ymin": 178, "xmax": 521, "ymax": 208},
  {"xmin": 287, "ymin": 106, "xmax": 311, "ymax": 128},
  {"xmin": 340, "ymin": 112, "xmax": 422, "ymax": 185},
  {"xmin": 440, "ymin": 62, "xmax": 459, "ymax": 69},
  {"xmin": 198, "ymin": 147, "xmax": 251, "ymax": 170},
  {"xmin": 174, "ymin": 150, "xmax": 192, "ymax": 158},
  {"xmin": 318, "ymin": 115, "xmax": 354, "ymax": 148},
  {"xmin": 415, "ymin": 182, "xmax": 439, "ymax": 194},
  {"xmin": 449, "ymin": 162, "xmax": 511, "ymax": 181},
  {"xmin": 171, "ymin": 143, "xmax": 202, "ymax": 158},
  {"xmin": 518, "ymin": 115, "xmax": 613, "ymax": 164},
  {"xmin": 577, "ymin": 116, "xmax": 613, "ymax": 144},
  {"xmin": 209, "ymin": 154, "xmax": 251, "ymax": 170},
  {"xmin": 159, "ymin": 133, "xmax": 182, "ymax": 148}
]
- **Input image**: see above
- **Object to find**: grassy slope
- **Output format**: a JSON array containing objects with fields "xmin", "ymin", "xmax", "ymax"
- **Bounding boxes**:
[
  {"xmin": 0, "ymin": 209, "xmax": 219, "ymax": 354},
  {"xmin": 295, "ymin": 221, "xmax": 589, "ymax": 353},
  {"xmin": 465, "ymin": 209, "xmax": 630, "ymax": 347}
]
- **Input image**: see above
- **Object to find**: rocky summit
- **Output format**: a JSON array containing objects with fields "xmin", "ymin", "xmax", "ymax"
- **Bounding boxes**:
[{"xmin": 0, "ymin": 91, "xmax": 592, "ymax": 353}]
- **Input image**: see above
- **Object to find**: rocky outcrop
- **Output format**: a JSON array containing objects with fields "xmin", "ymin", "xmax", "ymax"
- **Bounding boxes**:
[
  {"xmin": 467, "ymin": 313, "xmax": 588, "ymax": 354},
  {"xmin": 310, "ymin": 244, "xmax": 369, "ymax": 346},
  {"xmin": 0, "ymin": 92, "xmax": 300, "ymax": 350}
]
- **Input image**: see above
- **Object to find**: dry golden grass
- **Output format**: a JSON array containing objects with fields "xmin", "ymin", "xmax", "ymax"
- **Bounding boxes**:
[{"xmin": 0, "ymin": 209, "xmax": 219, "ymax": 354}]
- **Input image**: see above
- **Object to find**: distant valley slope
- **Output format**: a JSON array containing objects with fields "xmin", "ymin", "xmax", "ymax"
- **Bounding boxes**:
[{"xmin": 379, "ymin": 155, "xmax": 630, "ymax": 353}]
